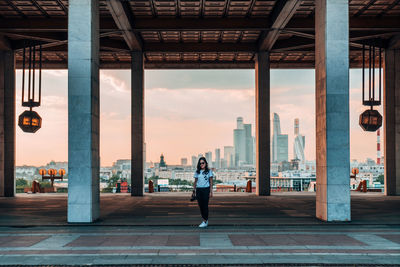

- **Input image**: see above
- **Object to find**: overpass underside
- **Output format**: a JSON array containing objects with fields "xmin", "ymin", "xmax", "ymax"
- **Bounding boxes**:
[{"xmin": 0, "ymin": 0, "xmax": 400, "ymax": 223}]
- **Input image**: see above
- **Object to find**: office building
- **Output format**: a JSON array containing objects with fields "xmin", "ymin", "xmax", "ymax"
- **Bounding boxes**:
[
  {"xmin": 191, "ymin": 155, "xmax": 197, "ymax": 168},
  {"xmin": 224, "ymin": 146, "xmax": 234, "ymax": 168},
  {"xmin": 215, "ymin": 148, "xmax": 221, "ymax": 169},
  {"xmin": 234, "ymin": 128, "xmax": 246, "ymax": 166},
  {"xmin": 234, "ymin": 117, "xmax": 254, "ymax": 167},
  {"xmin": 181, "ymin": 158, "xmax": 188, "ymax": 166},
  {"xmin": 244, "ymin": 123, "xmax": 253, "ymax": 165},
  {"xmin": 205, "ymin": 151, "xmax": 212, "ymax": 167},
  {"xmin": 293, "ymin": 118, "xmax": 306, "ymax": 163},
  {"xmin": 272, "ymin": 113, "xmax": 288, "ymax": 163}
]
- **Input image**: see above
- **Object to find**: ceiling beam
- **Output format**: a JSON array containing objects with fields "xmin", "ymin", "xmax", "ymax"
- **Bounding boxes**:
[
  {"xmin": 21, "ymin": 41, "xmax": 255, "ymax": 53},
  {"xmin": 272, "ymin": 37, "xmax": 315, "ymax": 52},
  {"xmin": 106, "ymin": 0, "xmax": 142, "ymax": 51},
  {"xmin": 144, "ymin": 43, "xmax": 257, "ymax": 53},
  {"xmin": 388, "ymin": 34, "xmax": 400, "ymax": 49},
  {"xmin": 14, "ymin": 57, "xmax": 367, "ymax": 70},
  {"xmin": 0, "ymin": 17, "xmax": 117, "ymax": 32},
  {"xmin": 286, "ymin": 17, "xmax": 400, "ymax": 31},
  {"xmin": 280, "ymin": 30, "xmax": 394, "ymax": 49},
  {"xmin": 26, "ymin": 47, "xmax": 268, "ymax": 54},
  {"xmin": 0, "ymin": 35, "xmax": 11, "ymax": 50},
  {"xmin": 145, "ymin": 61, "xmax": 255, "ymax": 69},
  {"xmin": 133, "ymin": 18, "xmax": 269, "ymax": 31},
  {"xmin": 11, "ymin": 32, "xmax": 121, "ymax": 51},
  {"xmin": 0, "ymin": 16, "xmax": 399, "ymax": 33},
  {"xmin": 258, "ymin": 0, "xmax": 302, "ymax": 51},
  {"xmin": 55, "ymin": 0, "xmax": 68, "ymax": 15},
  {"xmin": 15, "ymin": 60, "xmax": 368, "ymax": 69},
  {"xmin": 14, "ymin": 60, "xmax": 317, "ymax": 69},
  {"xmin": 4, "ymin": 32, "xmax": 66, "ymax": 44},
  {"xmin": 354, "ymin": 0, "xmax": 378, "ymax": 17}
]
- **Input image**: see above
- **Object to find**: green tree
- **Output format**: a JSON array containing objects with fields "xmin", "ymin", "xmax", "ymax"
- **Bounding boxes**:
[
  {"xmin": 16, "ymin": 178, "xmax": 28, "ymax": 187},
  {"xmin": 107, "ymin": 173, "xmax": 121, "ymax": 188},
  {"xmin": 376, "ymin": 174, "xmax": 384, "ymax": 184}
]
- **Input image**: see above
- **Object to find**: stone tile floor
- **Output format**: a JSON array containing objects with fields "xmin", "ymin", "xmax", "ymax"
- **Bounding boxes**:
[
  {"xmin": 0, "ymin": 192, "xmax": 399, "ymax": 265},
  {"xmin": 0, "ymin": 192, "xmax": 399, "ymax": 226},
  {"xmin": 0, "ymin": 225, "xmax": 399, "ymax": 265}
]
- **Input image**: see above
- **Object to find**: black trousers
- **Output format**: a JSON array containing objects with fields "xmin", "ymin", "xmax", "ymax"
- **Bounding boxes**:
[{"xmin": 196, "ymin": 187, "xmax": 210, "ymax": 221}]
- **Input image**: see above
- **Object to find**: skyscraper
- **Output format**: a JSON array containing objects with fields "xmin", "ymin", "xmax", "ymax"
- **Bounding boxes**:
[
  {"xmin": 234, "ymin": 117, "xmax": 254, "ymax": 167},
  {"xmin": 272, "ymin": 113, "xmax": 288, "ymax": 163},
  {"xmin": 181, "ymin": 158, "xmax": 188, "ymax": 166},
  {"xmin": 191, "ymin": 155, "xmax": 197, "ymax": 168},
  {"xmin": 237, "ymin": 116, "xmax": 244, "ymax": 129},
  {"xmin": 244, "ymin": 123, "xmax": 253, "ymax": 165},
  {"xmin": 205, "ymin": 151, "xmax": 212, "ymax": 167},
  {"xmin": 234, "ymin": 128, "xmax": 246, "ymax": 166},
  {"xmin": 215, "ymin": 148, "xmax": 221, "ymax": 169},
  {"xmin": 293, "ymin": 118, "xmax": 305, "ymax": 162},
  {"xmin": 224, "ymin": 146, "xmax": 234, "ymax": 168}
]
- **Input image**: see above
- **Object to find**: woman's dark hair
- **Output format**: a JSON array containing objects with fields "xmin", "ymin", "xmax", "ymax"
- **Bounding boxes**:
[{"xmin": 196, "ymin": 157, "xmax": 209, "ymax": 174}]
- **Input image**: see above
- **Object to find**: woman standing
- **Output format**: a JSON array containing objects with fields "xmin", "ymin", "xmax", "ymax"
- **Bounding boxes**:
[{"xmin": 193, "ymin": 157, "xmax": 213, "ymax": 228}]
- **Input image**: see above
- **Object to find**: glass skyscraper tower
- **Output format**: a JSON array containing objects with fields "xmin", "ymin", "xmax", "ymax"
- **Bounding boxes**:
[{"xmin": 272, "ymin": 113, "xmax": 288, "ymax": 163}]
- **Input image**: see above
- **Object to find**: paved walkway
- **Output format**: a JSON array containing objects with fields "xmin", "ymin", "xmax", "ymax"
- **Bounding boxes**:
[
  {"xmin": 0, "ymin": 192, "xmax": 399, "ymax": 226},
  {"xmin": 1, "ymin": 192, "xmax": 399, "ymax": 265},
  {"xmin": 0, "ymin": 225, "xmax": 399, "ymax": 265}
]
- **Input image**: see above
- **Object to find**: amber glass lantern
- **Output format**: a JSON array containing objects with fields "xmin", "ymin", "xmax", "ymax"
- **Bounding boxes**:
[
  {"xmin": 359, "ymin": 109, "xmax": 382, "ymax": 132},
  {"xmin": 18, "ymin": 110, "xmax": 42, "ymax": 133}
]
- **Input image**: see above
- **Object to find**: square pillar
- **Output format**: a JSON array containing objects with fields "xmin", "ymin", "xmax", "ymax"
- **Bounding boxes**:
[
  {"xmin": 131, "ymin": 51, "xmax": 144, "ymax": 196},
  {"xmin": 0, "ymin": 50, "xmax": 15, "ymax": 197},
  {"xmin": 255, "ymin": 51, "xmax": 270, "ymax": 196},
  {"xmin": 384, "ymin": 43, "xmax": 400, "ymax": 196},
  {"xmin": 67, "ymin": 0, "xmax": 100, "ymax": 222},
  {"xmin": 315, "ymin": 0, "xmax": 351, "ymax": 221}
]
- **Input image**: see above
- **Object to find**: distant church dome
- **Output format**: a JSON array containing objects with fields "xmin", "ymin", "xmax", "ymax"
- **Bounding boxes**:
[{"xmin": 159, "ymin": 154, "xmax": 167, "ymax": 168}]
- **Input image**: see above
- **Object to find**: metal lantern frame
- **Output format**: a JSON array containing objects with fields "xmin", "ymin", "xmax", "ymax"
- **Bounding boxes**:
[
  {"xmin": 359, "ymin": 42, "xmax": 383, "ymax": 132},
  {"xmin": 18, "ymin": 44, "xmax": 43, "ymax": 133}
]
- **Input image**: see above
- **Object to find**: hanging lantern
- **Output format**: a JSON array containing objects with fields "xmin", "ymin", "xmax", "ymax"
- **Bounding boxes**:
[
  {"xmin": 18, "ymin": 110, "xmax": 42, "ymax": 133},
  {"xmin": 18, "ymin": 45, "xmax": 43, "ymax": 133},
  {"xmin": 359, "ymin": 44, "xmax": 382, "ymax": 132},
  {"xmin": 359, "ymin": 109, "xmax": 382, "ymax": 132}
]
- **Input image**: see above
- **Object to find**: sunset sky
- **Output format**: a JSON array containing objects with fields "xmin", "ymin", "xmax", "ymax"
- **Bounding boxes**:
[{"xmin": 16, "ymin": 69, "xmax": 383, "ymax": 166}]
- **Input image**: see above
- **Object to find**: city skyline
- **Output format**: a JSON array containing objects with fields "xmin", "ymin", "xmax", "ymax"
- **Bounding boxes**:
[{"xmin": 16, "ymin": 69, "xmax": 383, "ymax": 166}]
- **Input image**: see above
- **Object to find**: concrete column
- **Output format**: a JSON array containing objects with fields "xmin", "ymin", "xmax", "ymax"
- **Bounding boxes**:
[
  {"xmin": 131, "ymin": 51, "xmax": 144, "ymax": 196},
  {"xmin": 0, "ymin": 49, "xmax": 15, "ymax": 197},
  {"xmin": 255, "ymin": 51, "xmax": 270, "ymax": 196},
  {"xmin": 384, "ymin": 41, "xmax": 400, "ymax": 196},
  {"xmin": 315, "ymin": 0, "xmax": 350, "ymax": 221},
  {"xmin": 67, "ymin": 0, "xmax": 100, "ymax": 222}
]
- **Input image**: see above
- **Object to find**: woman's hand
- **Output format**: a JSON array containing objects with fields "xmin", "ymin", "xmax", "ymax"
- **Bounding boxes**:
[{"xmin": 209, "ymin": 191, "xmax": 213, "ymax": 198}]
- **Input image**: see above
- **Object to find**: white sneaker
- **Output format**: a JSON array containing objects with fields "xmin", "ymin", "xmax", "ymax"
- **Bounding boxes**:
[{"xmin": 198, "ymin": 220, "xmax": 208, "ymax": 228}]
